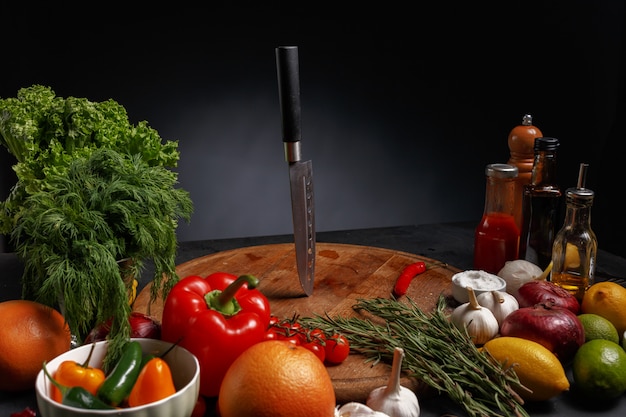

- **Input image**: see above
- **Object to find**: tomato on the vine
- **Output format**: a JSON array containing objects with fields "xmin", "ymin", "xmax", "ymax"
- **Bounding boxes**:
[
  {"xmin": 325, "ymin": 333, "xmax": 350, "ymax": 365},
  {"xmin": 302, "ymin": 340, "xmax": 326, "ymax": 362},
  {"xmin": 264, "ymin": 327, "xmax": 281, "ymax": 341},
  {"xmin": 265, "ymin": 316, "xmax": 349, "ymax": 365}
]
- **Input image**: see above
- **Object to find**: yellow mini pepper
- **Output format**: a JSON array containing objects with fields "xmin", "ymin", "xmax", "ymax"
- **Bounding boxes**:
[{"xmin": 51, "ymin": 343, "xmax": 105, "ymax": 403}]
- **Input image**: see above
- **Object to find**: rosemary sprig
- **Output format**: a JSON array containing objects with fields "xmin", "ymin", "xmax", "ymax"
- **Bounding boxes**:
[{"xmin": 302, "ymin": 295, "xmax": 530, "ymax": 417}]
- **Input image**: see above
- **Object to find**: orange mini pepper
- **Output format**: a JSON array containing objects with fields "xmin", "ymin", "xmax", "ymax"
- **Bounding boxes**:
[
  {"xmin": 127, "ymin": 357, "xmax": 176, "ymax": 407},
  {"xmin": 51, "ymin": 343, "xmax": 105, "ymax": 403}
]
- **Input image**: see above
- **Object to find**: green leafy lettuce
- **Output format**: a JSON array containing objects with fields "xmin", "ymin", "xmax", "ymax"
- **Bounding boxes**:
[{"xmin": 0, "ymin": 85, "xmax": 180, "ymax": 234}]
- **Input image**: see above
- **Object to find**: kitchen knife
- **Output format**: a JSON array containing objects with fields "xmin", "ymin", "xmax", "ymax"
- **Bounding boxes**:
[{"xmin": 275, "ymin": 46, "xmax": 316, "ymax": 296}]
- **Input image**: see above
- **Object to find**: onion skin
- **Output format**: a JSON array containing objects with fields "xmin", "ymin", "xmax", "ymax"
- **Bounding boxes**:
[
  {"xmin": 499, "ymin": 304, "xmax": 584, "ymax": 363},
  {"xmin": 515, "ymin": 280, "xmax": 580, "ymax": 314},
  {"xmin": 84, "ymin": 312, "xmax": 161, "ymax": 343}
]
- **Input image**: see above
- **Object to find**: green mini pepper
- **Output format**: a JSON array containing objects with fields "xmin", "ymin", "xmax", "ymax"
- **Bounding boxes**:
[{"xmin": 97, "ymin": 340, "xmax": 143, "ymax": 406}]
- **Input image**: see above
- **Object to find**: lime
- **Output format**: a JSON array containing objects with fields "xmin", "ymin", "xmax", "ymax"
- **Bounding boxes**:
[
  {"xmin": 578, "ymin": 313, "xmax": 619, "ymax": 344},
  {"xmin": 572, "ymin": 339, "xmax": 626, "ymax": 400}
]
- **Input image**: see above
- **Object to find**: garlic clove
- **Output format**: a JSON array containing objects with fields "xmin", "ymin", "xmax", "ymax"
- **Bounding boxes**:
[
  {"xmin": 366, "ymin": 347, "xmax": 420, "ymax": 417},
  {"xmin": 335, "ymin": 402, "xmax": 391, "ymax": 417}
]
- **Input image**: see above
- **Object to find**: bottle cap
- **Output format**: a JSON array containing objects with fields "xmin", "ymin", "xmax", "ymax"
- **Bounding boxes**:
[
  {"xmin": 566, "ymin": 187, "xmax": 594, "ymax": 201},
  {"xmin": 486, "ymin": 163, "xmax": 518, "ymax": 179},
  {"xmin": 534, "ymin": 137, "xmax": 560, "ymax": 151}
]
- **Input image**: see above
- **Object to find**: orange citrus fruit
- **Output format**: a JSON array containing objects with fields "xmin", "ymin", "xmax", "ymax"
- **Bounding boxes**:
[
  {"xmin": 482, "ymin": 336, "xmax": 569, "ymax": 401},
  {"xmin": 582, "ymin": 281, "xmax": 626, "ymax": 337},
  {"xmin": 218, "ymin": 340, "xmax": 336, "ymax": 417},
  {"xmin": 0, "ymin": 300, "xmax": 71, "ymax": 391}
]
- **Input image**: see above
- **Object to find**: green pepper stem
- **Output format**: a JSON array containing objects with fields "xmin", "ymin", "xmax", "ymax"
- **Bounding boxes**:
[
  {"xmin": 205, "ymin": 275, "xmax": 259, "ymax": 316},
  {"xmin": 43, "ymin": 361, "xmax": 68, "ymax": 396},
  {"xmin": 80, "ymin": 343, "xmax": 97, "ymax": 368}
]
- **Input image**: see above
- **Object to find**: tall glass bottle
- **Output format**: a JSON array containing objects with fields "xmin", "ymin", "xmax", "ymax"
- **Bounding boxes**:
[
  {"xmin": 474, "ymin": 163, "xmax": 520, "ymax": 274},
  {"xmin": 518, "ymin": 137, "xmax": 562, "ymax": 270},
  {"xmin": 551, "ymin": 186, "xmax": 598, "ymax": 302}
]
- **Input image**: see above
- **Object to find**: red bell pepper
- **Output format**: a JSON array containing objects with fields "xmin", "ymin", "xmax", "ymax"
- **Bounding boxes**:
[{"xmin": 160, "ymin": 272, "xmax": 271, "ymax": 397}]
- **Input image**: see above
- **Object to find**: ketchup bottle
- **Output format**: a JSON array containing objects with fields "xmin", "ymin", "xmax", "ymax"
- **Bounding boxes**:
[{"xmin": 474, "ymin": 164, "xmax": 520, "ymax": 274}]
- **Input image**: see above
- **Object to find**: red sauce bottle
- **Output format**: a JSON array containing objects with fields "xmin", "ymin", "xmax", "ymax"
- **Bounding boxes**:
[{"xmin": 474, "ymin": 164, "xmax": 520, "ymax": 274}]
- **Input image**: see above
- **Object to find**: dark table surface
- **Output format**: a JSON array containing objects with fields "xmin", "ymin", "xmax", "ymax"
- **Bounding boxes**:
[{"xmin": 2, "ymin": 221, "xmax": 625, "ymax": 416}]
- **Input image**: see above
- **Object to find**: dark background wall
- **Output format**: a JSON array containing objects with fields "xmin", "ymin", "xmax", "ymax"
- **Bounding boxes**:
[{"xmin": 1, "ymin": 2, "xmax": 624, "ymax": 258}]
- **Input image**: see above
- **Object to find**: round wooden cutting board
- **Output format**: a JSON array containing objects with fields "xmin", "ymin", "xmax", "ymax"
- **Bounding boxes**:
[{"xmin": 133, "ymin": 242, "xmax": 461, "ymax": 403}]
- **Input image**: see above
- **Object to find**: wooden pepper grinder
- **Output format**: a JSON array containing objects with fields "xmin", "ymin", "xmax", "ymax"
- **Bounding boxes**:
[{"xmin": 507, "ymin": 114, "xmax": 543, "ymax": 231}]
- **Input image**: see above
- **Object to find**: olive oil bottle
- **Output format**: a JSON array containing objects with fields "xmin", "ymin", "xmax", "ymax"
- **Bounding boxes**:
[{"xmin": 551, "ymin": 164, "xmax": 598, "ymax": 302}]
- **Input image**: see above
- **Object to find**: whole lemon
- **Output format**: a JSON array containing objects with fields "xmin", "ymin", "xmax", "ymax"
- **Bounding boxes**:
[
  {"xmin": 573, "ymin": 339, "xmax": 626, "ymax": 400},
  {"xmin": 482, "ymin": 336, "xmax": 569, "ymax": 401},
  {"xmin": 582, "ymin": 281, "xmax": 626, "ymax": 337}
]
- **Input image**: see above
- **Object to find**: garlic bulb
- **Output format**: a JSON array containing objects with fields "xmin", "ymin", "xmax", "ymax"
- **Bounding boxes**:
[
  {"xmin": 335, "ymin": 402, "xmax": 391, "ymax": 417},
  {"xmin": 451, "ymin": 287, "xmax": 499, "ymax": 345},
  {"xmin": 476, "ymin": 289, "xmax": 519, "ymax": 325},
  {"xmin": 497, "ymin": 259, "xmax": 544, "ymax": 296},
  {"xmin": 366, "ymin": 347, "xmax": 420, "ymax": 417}
]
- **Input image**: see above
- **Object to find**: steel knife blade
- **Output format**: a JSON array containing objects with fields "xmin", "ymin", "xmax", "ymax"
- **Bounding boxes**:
[{"xmin": 275, "ymin": 46, "xmax": 316, "ymax": 296}]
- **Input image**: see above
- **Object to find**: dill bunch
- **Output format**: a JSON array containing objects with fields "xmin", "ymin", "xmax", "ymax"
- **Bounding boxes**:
[{"xmin": 11, "ymin": 148, "xmax": 192, "ymax": 368}]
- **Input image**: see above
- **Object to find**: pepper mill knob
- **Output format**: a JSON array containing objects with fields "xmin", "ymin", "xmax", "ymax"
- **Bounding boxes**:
[{"xmin": 507, "ymin": 114, "xmax": 544, "ymax": 230}]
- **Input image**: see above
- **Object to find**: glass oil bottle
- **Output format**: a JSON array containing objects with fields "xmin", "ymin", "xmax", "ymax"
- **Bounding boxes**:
[
  {"xmin": 550, "ymin": 164, "xmax": 598, "ymax": 302},
  {"xmin": 519, "ymin": 137, "xmax": 562, "ymax": 270}
]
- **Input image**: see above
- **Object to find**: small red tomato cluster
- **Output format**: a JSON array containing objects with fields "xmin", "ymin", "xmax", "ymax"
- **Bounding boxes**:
[{"xmin": 264, "ymin": 315, "xmax": 350, "ymax": 365}]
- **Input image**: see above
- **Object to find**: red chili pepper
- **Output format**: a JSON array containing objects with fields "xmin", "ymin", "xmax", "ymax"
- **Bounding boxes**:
[
  {"xmin": 392, "ymin": 261, "xmax": 426, "ymax": 298},
  {"xmin": 160, "ymin": 272, "xmax": 271, "ymax": 398},
  {"xmin": 10, "ymin": 408, "xmax": 36, "ymax": 417},
  {"xmin": 392, "ymin": 261, "xmax": 448, "ymax": 298}
]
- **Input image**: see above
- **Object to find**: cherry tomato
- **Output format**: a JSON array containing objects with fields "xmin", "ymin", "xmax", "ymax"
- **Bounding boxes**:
[
  {"xmin": 190, "ymin": 394, "xmax": 207, "ymax": 417},
  {"xmin": 302, "ymin": 340, "xmax": 326, "ymax": 362},
  {"xmin": 325, "ymin": 333, "xmax": 350, "ymax": 365},
  {"xmin": 268, "ymin": 315, "xmax": 280, "ymax": 327},
  {"xmin": 307, "ymin": 328, "xmax": 326, "ymax": 343},
  {"xmin": 282, "ymin": 333, "xmax": 302, "ymax": 345},
  {"xmin": 264, "ymin": 327, "xmax": 281, "ymax": 341}
]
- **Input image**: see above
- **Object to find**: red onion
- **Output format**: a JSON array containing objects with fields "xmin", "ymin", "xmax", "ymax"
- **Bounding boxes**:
[
  {"xmin": 515, "ymin": 280, "xmax": 580, "ymax": 314},
  {"xmin": 84, "ymin": 311, "xmax": 161, "ymax": 343},
  {"xmin": 500, "ymin": 304, "xmax": 584, "ymax": 363}
]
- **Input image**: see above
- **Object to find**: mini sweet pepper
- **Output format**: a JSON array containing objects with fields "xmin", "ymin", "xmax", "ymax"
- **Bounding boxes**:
[
  {"xmin": 50, "ymin": 343, "xmax": 105, "ymax": 403},
  {"xmin": 127, "ymin": 357, "xmax": 176, "ymax": 407},
  {"xmin": 161, "ymin": 272, "xmax": 271, "ymax": 397}
]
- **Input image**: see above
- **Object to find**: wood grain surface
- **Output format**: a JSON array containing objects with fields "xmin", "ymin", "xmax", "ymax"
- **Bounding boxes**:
[{"xmin": 133, "ymin": 242, "xmax": 461, "ymax": 403}]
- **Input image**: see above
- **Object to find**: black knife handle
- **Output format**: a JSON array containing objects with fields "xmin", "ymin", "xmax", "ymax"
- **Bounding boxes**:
[{"xmin": 276, "ymin": 46, "xmax": 301, "ymax": 143}]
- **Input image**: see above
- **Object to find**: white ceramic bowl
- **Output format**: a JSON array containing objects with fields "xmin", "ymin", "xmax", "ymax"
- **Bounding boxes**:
[
  {"xmin": 451, "ymin": 270, "xmax": 507, "ymax": 304},
  {"xmin": 35, "ymin": 338, "xmax": 200, "ymax": 417}
]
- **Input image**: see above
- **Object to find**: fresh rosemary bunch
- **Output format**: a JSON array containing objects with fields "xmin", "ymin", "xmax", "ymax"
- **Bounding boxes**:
[{"xmin": 302, "ymin": 296, "xmax": 530, "ymax": 417}]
